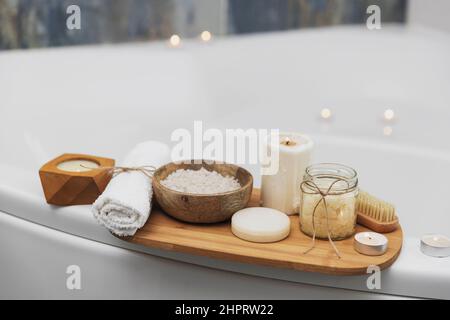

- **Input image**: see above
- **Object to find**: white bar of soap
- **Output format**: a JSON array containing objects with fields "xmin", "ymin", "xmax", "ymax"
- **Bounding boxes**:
[{"xmin": 231, "ymin": 207, "xmax": 291, "ymax": 243}]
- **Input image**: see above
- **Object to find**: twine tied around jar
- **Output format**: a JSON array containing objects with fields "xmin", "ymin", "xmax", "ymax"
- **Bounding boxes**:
[
  {"xmin": 300, "ymin": 177, "xmax": 352, "ymax": 259},
  {"xmin": 81, "ymin": 164, "xmax": 156, "ymax": 179}
]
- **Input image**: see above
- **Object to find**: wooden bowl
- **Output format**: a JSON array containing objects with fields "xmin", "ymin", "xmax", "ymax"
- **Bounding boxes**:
[{"xmin": 152, "ymin": 160, "xmax": 253, "ymax": 223}]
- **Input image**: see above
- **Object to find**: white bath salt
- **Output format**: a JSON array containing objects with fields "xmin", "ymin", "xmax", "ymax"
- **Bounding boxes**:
[
  {"xmin": 300, "ymin": 178, "xmax": 358, "ymax": 240},
  {"xmin": 160, "ymin": 167, "xmax": 241, "ymax": 194},
  {"xmin": 301, "ymin": 192, "xmax": 357, "ymax": 240}
]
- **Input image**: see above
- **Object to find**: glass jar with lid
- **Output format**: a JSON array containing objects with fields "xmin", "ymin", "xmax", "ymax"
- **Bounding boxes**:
[{"xmin": 300, "ymin": 163, "xmax": 359, "ymax": 240}]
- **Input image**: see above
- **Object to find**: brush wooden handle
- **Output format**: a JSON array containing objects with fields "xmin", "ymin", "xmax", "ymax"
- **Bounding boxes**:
[{"xmin": 357, "ymin": 212, "xmax": 399, "ymax": 233}]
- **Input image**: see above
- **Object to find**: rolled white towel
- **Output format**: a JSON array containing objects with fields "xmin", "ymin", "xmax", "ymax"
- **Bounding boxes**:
[{"xmin": 92, "ymin": 141, "xmax": 170, "ymax": 236}]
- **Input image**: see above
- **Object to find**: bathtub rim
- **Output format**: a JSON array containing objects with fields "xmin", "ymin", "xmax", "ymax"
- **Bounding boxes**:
[{"xmin": 0, "ymin": 185, "xmax": 448, "ymax": 300}]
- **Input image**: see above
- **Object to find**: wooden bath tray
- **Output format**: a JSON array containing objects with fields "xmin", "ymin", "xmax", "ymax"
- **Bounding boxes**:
[{"xmin": 118, "ymin": 189, "xmax": 403, "ymax": 275}]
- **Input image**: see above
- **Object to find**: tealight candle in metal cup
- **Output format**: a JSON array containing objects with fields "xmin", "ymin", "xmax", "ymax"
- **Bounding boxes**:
[
  {"xmin": 354, "ymin": 232, "xmax": 388, "ymax": 256},
  {"xmin": 420, "ymin": 234, "xmax": 450, "ymax": 258}
]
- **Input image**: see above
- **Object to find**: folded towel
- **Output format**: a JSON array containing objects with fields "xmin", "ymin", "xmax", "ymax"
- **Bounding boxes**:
[{"xmin": 92, "ymin": 141, "xmax": 170, "ymax": 236}]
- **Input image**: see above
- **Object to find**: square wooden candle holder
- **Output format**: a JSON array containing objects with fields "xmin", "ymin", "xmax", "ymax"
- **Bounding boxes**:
[{"xmin": 39, "ymin": 154, "xmax": 115, "ymax": 206}]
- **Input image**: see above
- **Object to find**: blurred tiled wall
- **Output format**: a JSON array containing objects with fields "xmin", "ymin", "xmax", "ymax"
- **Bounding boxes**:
[{"xmin": 0, "ymin": 0, "xmax": 407, "ymax": 50}]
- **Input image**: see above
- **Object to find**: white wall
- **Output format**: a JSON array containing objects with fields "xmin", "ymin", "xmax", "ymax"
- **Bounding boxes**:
[{"xmin": 408, "ymin": 0, "xmax": 450, "ymax": 32}]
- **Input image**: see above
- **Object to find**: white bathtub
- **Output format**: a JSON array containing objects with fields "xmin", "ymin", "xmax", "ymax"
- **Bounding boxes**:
[{"xmin": 1, "ymin": 25, "xmax": 450, "ymax": 299}]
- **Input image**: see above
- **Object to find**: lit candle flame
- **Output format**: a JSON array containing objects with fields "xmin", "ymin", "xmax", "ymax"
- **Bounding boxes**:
[
  {"xmin": 281, "ymin": 137, "xmax": 296, "ymax": 146},
  {"xmin": 200, "ymin": 30, "xmax": 212, "ymax": 42},
  {"xmin": 384, "ymin": 109, "xmax": 395, "ymax": 121},
  {"xmin": 383, "ymin": 126, "xmax": 393, "ymax": 136},
  {"xmin": 321, "ymin": 108, "xmax": 332, "ymax": 119},
  {"xmin": 169, "ymin": 34, "xmax": 181, "ymax": 47}
]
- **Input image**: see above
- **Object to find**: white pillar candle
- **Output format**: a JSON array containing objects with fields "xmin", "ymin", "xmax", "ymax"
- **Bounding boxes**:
[
  {"xmin": 260, "ymin": 132, "xmax": 314, "ymax": 215},
  {"xmin": 354, "ymin": 232, "xmax": 388, "ymax": 256},
  {"xmin": 420, "ymin": 234, "xmax": 450, "ymax": 258},
  {"xmin": 57, "ymin": 159, "xmax": 100, "ymax": 172}
]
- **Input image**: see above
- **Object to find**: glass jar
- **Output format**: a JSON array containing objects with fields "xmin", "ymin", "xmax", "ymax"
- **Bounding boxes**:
[{"xmin": 300, "ymin": 163, "xmax": 359, "ymax": 240}]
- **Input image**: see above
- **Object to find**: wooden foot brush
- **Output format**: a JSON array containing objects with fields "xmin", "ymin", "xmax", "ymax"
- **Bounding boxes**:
[{"xmin": 356, "ymin": 191, "xmax": 399, "ymax": 233}]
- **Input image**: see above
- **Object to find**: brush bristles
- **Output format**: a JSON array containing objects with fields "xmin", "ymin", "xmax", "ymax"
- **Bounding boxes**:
[{"xmin": 356, "ymin": 191, "xmax": 397, "ymax": 223}]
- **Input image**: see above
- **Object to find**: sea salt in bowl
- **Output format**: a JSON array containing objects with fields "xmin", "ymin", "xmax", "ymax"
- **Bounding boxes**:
[{"xmin": 153, "ymin": 160, "xmax": 253, "ymax": 223}]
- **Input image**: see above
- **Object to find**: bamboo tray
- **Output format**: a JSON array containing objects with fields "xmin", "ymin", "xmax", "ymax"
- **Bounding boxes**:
[{"xmin": 118, "ymin": 189, "xmax": 403, "ymax": 275}]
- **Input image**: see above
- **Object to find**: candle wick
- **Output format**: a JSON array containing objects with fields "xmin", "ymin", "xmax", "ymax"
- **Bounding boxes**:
[
  {"xmin": 80, "ymin": 164, "xmax": 98, "ymax": 170},
  {"xmin": 282, "ymin": 137, "xmax": 294, "ymax": 146}
]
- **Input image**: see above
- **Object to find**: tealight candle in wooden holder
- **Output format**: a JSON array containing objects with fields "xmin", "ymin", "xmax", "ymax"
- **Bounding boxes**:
[{"xmin": 39, "ymin": 154, "xmax": 115, "ymax": 206}]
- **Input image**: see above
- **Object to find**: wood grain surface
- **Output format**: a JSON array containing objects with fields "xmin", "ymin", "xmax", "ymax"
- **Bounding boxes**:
[{"xmin": 119, "ymin": 189, "xmax": 403, "ymax": 275}]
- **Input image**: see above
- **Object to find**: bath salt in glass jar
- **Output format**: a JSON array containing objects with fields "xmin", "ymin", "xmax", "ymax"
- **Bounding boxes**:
[{"xmin": 300, "ymin": 163, "xmax": 359, "ymax": 241}]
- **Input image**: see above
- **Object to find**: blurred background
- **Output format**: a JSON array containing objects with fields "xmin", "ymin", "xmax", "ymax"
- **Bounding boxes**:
[{"xmin": 0, "ymin": 0, "xmax": 408, "ymax": 50}]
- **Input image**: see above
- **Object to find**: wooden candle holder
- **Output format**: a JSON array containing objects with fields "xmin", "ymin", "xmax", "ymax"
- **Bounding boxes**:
[{"xmin": 39, "ymin": 154, "xmax": 115, "ymax": 206}]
